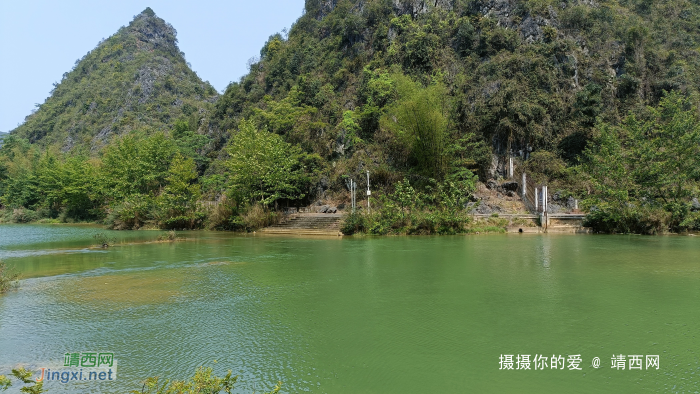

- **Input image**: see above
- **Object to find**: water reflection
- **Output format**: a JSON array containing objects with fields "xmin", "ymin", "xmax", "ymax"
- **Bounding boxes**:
[{"xmin": 0, "ymin": 228, "xmax": 699, "ymax": 393}]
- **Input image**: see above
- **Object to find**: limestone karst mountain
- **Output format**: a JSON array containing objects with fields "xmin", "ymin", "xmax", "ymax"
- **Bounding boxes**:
[
  {"xmin": 11, "ymin": 8, "xmax": 217, "ymax": 150},
  {"xmin": 2, "ymin": 1, "xmax": 700, "ymax": 233}
]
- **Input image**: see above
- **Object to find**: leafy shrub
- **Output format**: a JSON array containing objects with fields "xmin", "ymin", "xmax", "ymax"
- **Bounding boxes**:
[
  {"xmin": 342, "ymin": 177, "xmax": 476, "ymax": 235},
  {"xmin": 105, "ymin": 194, "xmax": 154, "ymax": 230},
  {"xmin": 524, "ymin": 151, "xmax": 567, "ymax": 184},
  {"xmin": 679, "ymin": 211, "xmax": 700, "ymax": 231},
  {"xmin": 93, "ymin": 232, "xmax": 117, "ymax": 248},
  {"xmin": 240, "ymin": 204, "xmax": 280, "ymax": 231},
  {"xmin": 0, "ymin": 261, "xmax": 20, "ymax": 294},
  {"xmin": 205, "ymin": 198, "xmax": 239, "ymax": 230},
  {"xmin": 161, "ymin": 213, "xmax": 207, "ymax": 230},
  {"xmin": 0, "ymin": 367, "xmax": 45, "ymax": 393},
  {"xmin": 11, "ymin": 208, "xmax": 38, "ymax": 223},
  {"xmin": 132, "ymin": 366, "xmax": 281, "ymax": 394},
  {"xmin": 341, "ymin": 211, "xmax": 367, "ymax": 235},
  {"xmin": 583, "ymin": 202, "xmax": 670, "ymax": 234},
  {"xmin": 157, "ymin": 230, "xmax": 178, "ymax": 242}
]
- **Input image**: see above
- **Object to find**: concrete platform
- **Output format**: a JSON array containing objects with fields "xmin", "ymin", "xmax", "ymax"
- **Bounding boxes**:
[{"xmin": 260, "ymin": 213, "xmax": 344, "ymax": 236}]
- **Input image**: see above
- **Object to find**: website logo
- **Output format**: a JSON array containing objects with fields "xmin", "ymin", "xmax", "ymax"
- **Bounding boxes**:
[{"xmin": 35, "ymin": 352, "xmax": 118, "ymax": 384}]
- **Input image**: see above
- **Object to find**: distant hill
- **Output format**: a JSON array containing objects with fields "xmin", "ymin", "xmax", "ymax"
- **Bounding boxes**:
[{"xmin": 11, "ymin": 8, "xmax": 218, "ymax": 150}]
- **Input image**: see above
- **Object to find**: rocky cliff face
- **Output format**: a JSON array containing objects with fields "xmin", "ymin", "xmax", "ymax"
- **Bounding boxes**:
[
  {"xmin": 124, "ymin": 7, "xmax": 180, "ymax": 56},
  {"xmin": 470, "ymin": 0, "xmax": 559, "ymax": 42},
  {"xmin": 309, "ymin": 0, "xmax": 454, "ymax": 19},
  {"xmin": 391, "ymin": 0, "xmax": 453, "ymax": 16},
  {"xmin": 308, "ymin": 0, "xmax": 587, "ymax": 43}
]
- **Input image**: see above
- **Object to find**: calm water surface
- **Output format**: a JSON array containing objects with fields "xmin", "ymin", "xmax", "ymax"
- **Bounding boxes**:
[{"xmin": 0, "ymin": 225, "xmax": 698, "ymax": 393}]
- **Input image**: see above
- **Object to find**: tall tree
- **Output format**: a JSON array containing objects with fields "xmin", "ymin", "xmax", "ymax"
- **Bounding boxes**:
[{"xmin": 225, "ymin": 120, "xmax": 310, "ymax": 206}]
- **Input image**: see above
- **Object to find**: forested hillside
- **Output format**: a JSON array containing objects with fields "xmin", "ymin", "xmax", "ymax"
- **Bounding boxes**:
[
  {"xmin": 2, "ymin": 1, "xmax": 699, "ymax": 233},
  {"xmin": 12, "ymin": 8, "xmax": 217, "ymax": 150}
]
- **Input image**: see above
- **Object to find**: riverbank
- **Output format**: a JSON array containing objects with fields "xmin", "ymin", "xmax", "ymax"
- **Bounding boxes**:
[
  {"xmin": 0, "ymin": 209, "xmax": 549, "ymax": 236},
  {"xmin": 2, "ymin": 205, "xmax": 534, "ymax": 235},
  {"xmin": 5, "ymin": 207, "xmax": 698, "ymax": 236}
]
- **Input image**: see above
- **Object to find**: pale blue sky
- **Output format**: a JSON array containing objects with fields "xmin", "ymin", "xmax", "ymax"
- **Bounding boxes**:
[{"xmin": 0, "ymin": 0, "xmax": 305, "ymax": 132}]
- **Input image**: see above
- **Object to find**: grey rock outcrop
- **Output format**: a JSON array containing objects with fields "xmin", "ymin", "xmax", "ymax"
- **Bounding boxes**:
[
  {"xmin": 309, "ymin": 0, "xmax": 453, "ymax": 19},
  {"xmin": 498, "ymin": 181, "xmax": 519, "ymax": 193},
  {"xmin": 691, "ymin": 198, "xmax": 700, "ymax": 212},
  {"xmin": 392, "ymin": 0, "xmax": 453, "ymax": 16}
]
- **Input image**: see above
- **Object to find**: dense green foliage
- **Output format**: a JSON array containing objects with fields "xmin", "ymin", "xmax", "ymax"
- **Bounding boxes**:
[
  {"xmin": 341, "ymin": 176, "xmax": 479, "ymax": 235},
  {"xmin": 225, "ymin": 120, "xmax": 320, "ymax": 206},
  {"xmin": 208, "ymin": 0, "xmax": 700, "ymax": 231},
  {"xmin": 3, "ymin": 2, "xmax": 700, "ymax": 232},
  {"xmin": 583, "ymin": 92, "xmax": 700, "ymax": 233},
  {"xmin": 0, "ymin": 132, "xmax": 206, "ymax": 229}
]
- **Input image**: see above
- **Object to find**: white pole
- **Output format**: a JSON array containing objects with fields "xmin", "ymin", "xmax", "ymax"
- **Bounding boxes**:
[
  {"xmin": 509, "ymin": 157, "xmax": 513, "ymax": 179},
  {"xmin": 535, "ymin": 188, "xmax": 539, "ymax": 211},
  {"xmin": 543, "ymin": 185, "xmax": 548, "ymax": 229},
  {"xmin": 366, "ymin": 171, "xmax": 371, "ymax": 214},
  {"xmin": 521, "ymin": 172, "xmax": 526, "ymax": 198},
  {"xmin": 542, "ymin": 186, "xmax": 546, "ymax": 214},
  {"xmin": 351, "ymin": 180, "xmax": 355, "ymax": 212}
]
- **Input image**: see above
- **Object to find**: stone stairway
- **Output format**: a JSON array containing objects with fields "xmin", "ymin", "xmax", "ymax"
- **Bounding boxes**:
[{"xmin": 260, "ymin": 213, "xmax": 344, "ymax": 236}]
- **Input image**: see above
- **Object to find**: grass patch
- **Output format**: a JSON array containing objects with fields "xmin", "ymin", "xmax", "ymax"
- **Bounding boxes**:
[{"xmin": 0, "ymin": 261, "xmax": 20, "ymax": 294}]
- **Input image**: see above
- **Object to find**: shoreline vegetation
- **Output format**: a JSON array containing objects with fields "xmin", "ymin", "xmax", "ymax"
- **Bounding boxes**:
[
  {"xmin": 0, "ymin": 261, "xmax": 20, "ymax": 294},
  {"xmin": 0, "ymin": 206, "xmax": 531, "ymax": 235},
  {"xmin": 0, "ymin": 366, "xmax": 281, "ymax": 394},
  {"xmin": 2, "ymin": 4, "xmax": 700, "ymax": 236}
]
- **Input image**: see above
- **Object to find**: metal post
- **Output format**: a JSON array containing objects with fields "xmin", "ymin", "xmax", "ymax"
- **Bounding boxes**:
[
  {"xmin": 509, "ymin": 157, "xmax": 513, "ymax": 179},
  {"xmin": 366, "ymin": 171, "xmax": 371, "ymax": 214},
  {"xmin": 543, "ymin": 185, "xmax": 548, "ymax": 230},
  {"xmin": 351, "ymin": 180, "xmax": 355, "ymax": 212},
  {"xmin": 535, "ymin": 187, "xmax": 539, "ymax": 211},
  {"xmin": 543, "ymin": 186, "xmax": 548, "ymax": 214},
  {"xmin": 521, "ymin": 172, "xmax": 526, "ymax": 198}
]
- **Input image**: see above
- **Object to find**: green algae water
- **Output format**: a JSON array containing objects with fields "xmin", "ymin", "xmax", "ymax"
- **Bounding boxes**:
[{"xmin": 0, "ymin": 225, "xmax": 699, "ymax": 393}]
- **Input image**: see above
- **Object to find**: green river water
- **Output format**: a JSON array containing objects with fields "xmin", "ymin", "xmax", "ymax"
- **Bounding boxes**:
[{"xmin": 0, "ymin": 225, "xmax": 698, "ymax": 393}]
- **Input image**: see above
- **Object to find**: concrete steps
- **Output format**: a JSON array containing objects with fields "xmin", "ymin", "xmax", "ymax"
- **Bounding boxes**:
[
  {"xmin": 545, "ymin": 214, "xmax": 591, "ymax": 233},
  {"xmin": 260, "ymin": 213, "xmax": 344, "ymax": 236}
]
